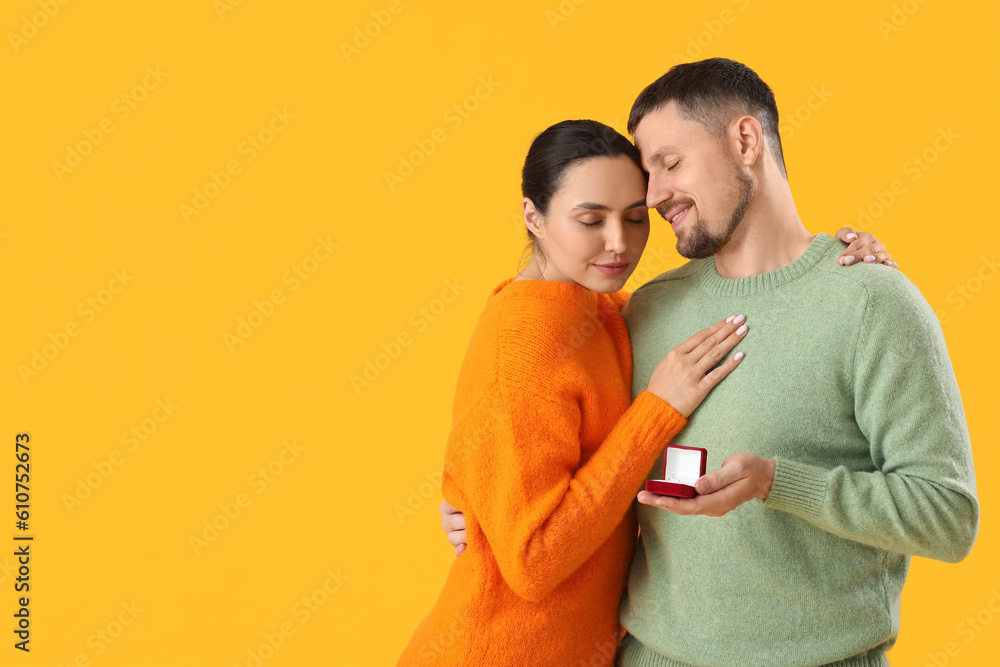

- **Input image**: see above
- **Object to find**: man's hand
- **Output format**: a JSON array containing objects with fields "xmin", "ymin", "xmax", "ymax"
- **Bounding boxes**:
[
  {"xmin": 440, "ymin": 499, "xmax": 468, "ymax": 556},
  {"xmin": 637, "ymin": 452, "xmax": 776, "ymax": 517}
]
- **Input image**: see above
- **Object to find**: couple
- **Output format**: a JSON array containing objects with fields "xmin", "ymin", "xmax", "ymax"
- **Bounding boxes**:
[{"xmin": 398, "ymin": 58, "xmax": 978, "ymax": 667}]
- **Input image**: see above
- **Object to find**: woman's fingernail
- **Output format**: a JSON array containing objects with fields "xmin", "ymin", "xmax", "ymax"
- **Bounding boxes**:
[
  {"xmin": 736, "ymin": 325, "xmax": 748, "ymax": 336},
  {"xmin": 843, "ymin": 256, "xmax": 856, "ymax": 265},
  {"xmin": 726, "ymin": 315, "xmax": 735, "ymax": 323},
  {"xmin": 846, "ymin": 232, "xmax": 858, "ymax": 240},
  {"xmin": 733, "ymin": 351, "xmax": 745, "ymax": 361},
  {"xmin": 733, "ymin": 314, "xmax": 745, "ymax": 325},
  {"xmin": 864, "ymin": 255, "xmax": 876, "ymax": 263}
]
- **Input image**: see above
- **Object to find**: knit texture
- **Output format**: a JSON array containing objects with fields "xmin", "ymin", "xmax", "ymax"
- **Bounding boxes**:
[
  {"xmin": 617, "ymin": 233, "xmax": 979, "ymax": 667},
  {"xmin": 397, "ymin": 276, "xmax": 687, "ymax": 667}
]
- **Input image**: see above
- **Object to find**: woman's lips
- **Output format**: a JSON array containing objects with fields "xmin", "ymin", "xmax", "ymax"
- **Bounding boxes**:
[{"xmin": 594, "ymin": 263, "xmax": 628, "ymax": 275}]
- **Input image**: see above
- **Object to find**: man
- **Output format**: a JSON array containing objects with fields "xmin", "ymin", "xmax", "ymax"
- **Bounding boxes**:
[{"xmin": 444, "ymin": 58, "xmax": 978, "ymax": 666}]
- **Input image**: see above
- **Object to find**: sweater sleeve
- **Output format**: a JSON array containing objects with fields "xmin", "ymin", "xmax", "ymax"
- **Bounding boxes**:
[
  {"xmin": 763, "ymin": 272, "xmax": 979, "ymax": 563},
  {"xmin": 448, "ymin": 383, "xmax": 685, "ymax": 603}
]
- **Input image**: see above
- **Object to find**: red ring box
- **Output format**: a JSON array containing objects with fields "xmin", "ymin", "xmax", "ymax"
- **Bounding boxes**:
[{"xmin": 644, "ymin": 444, "xmax": 707, "ymax": 498}]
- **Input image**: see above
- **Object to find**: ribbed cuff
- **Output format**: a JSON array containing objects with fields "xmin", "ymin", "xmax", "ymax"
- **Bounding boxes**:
[
  {"xmin": 617, "ymin": 632, "xmax": 889, "ymax": 667},
  {"xmin": 761, "ymin": 456, "xmax": 829, "ymax": 519}
]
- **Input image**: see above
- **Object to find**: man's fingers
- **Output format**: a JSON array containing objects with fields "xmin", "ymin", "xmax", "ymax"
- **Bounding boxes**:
[
  {"xmin": 638, "ymin": 489, "xmax": 738, "ymax": 517},
  {"xmin": 636, "ymin": 490, "xmax": 699, "ymax": 515},
  {"xmin": 686, "ymin": 479, "xmax": 751, "ymax": 517},
  {"xmin": 447, "ymin": 529, "xmax": 467, "ymax": 548},
  {"xmin": 694, "ymin": 458, "xmax": 746, "ymax": 494},
  {"xmin": 454, "ymin": 544, "xmax": 466, "ymax": 557}
]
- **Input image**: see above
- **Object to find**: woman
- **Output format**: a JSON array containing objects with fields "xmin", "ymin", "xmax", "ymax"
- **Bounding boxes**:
[{"xmin": 398, "ymin": 120, "xmax": 893, "ymax": 666}]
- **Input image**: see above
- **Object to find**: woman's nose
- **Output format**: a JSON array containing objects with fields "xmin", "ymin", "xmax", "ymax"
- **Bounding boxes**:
[{"xmin": 605, "ymin": 222, "xmax": 627, "ymax": 253}]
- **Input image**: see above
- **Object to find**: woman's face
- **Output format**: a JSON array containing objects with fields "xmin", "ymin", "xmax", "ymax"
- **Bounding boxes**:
[{"xmin": 524, "ymin": 155, "xmax": 650, "ymax": 293}]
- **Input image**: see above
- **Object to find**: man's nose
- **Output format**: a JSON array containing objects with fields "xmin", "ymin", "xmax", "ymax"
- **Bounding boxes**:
[{"xmin": 646, "ymin": 172, "xmax": 672, "ymax": 211}]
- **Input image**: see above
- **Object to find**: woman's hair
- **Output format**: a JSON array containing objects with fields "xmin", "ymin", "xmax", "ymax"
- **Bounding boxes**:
[{"xmin": 518, "ymin": 119, "xmax": 645, "ymax": 272}]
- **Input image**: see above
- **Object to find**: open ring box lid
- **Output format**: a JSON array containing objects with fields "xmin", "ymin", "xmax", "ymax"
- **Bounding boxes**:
[{"xmin": 644, "ymin": 445, "xmax": 707, "ymax": 498}]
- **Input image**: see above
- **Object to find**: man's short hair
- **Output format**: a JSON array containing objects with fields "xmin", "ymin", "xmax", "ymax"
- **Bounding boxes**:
[{"xmin": 627, "ymin": 57, "xmax": 787, "ymax": 179}]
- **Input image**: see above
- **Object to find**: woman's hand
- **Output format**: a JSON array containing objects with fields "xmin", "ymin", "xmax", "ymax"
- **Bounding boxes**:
[
  {"xmin": 835, "ymin": 227, "xmax": 899, "ymax": 269},
  {"xmin": 440, "ymin": 499, "xmax": 467, "ymax": 556},
  {"xmin": 646, "ymin": 316, "xmax": 748, "ymax": 418}
]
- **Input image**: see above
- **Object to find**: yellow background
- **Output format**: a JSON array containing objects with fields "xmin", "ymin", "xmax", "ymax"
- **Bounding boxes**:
[{"xmin": 2, "ymin": 0, "xmax": 998, "ymax": 665}]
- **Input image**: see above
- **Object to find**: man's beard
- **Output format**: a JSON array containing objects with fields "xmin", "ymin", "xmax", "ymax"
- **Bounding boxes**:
[{"xmin": 675, "ymin": 168, "xmax": 756, "ymax": 260}]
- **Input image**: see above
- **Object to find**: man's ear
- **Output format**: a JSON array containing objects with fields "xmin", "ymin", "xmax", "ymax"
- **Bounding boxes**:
[
  {"xmin": 730, "ymin": 115, "xmax": 764, "ymax": 168},
  {"xmin": 522, "ymin": 197, "xmax": 546, "ymax": 239}
]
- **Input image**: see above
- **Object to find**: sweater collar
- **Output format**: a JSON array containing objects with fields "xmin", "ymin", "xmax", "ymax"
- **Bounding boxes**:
[
  {"xmin": 696, "ymin": 233, "xmax": 834, "ymax": 297},
  {"xmin": 493, "ymin": 276, "xmax": 601, "ymax": 317}
]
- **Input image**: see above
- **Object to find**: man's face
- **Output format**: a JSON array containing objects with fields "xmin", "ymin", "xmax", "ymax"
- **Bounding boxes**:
[{"xmin": 633, "ymin": 101, "xmax": 755, "ymax": 259}]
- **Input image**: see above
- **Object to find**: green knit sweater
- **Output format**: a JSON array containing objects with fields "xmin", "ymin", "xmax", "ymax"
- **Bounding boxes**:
[{"xmin": 617, "ymin": 233, "xmax": 979, "ymax": 667}]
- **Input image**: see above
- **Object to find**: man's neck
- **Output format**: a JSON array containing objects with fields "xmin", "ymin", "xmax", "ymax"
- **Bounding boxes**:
[{"xmin": 711, "ymin": 180, "xmax": 814, "ymax": 279}]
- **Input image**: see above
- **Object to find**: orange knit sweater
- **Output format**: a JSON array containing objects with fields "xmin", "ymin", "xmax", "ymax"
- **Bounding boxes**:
[{"xmin": 397, "ymin": 276, "xmax": 687, "ymax": 667}]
